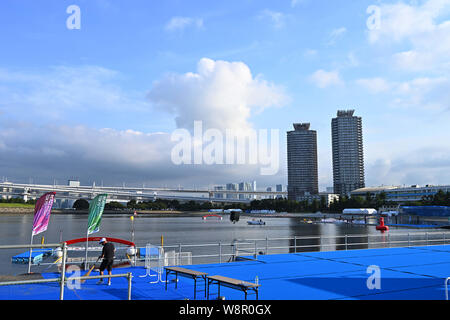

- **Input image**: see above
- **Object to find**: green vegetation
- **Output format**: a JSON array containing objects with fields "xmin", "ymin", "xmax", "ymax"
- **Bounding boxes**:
[
  {"xmin": 421, "ymin": 190, "xmax": 450, "ymax": 206},
  {"xmin": 68, "ymin": 189, "xmax": 450, "ymax": 213},
  {"xmin": 0, "ymin": 203, "xmax": 35, "ymax": 208},
  {"xmin": 0, "ymin": 198, "xmax": 36, "ymax": 208}
]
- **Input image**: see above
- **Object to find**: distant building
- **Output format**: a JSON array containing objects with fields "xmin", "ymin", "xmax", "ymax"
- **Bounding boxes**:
[
  {"xmin": 68, "ymin": 180, "xmax": 80, "ymax": 187},
  {"xmin": 239, "ymin": 182, "xmax": 254, "ymax": 200},
  {"xmin": 276, "ymin": 184, "xmax": 284, "ymax": 199},
  {"xmin": 351, "ymin": 184, "xmax": 450, "ymax": 203},
  {"xmin": 287, "ymin": 123, "xmax": 319, "ymax": 201},
  {"xmin": 331, "ymin": 110, "xmax": 365, "ymax": 196},
  {"xmin": 296, "ymin": 193, "xmax": 340, "ymax": 208},
  {"xmin": 214, "ymin": 186, "xmax": 224, "ymax": 199},
  {"xmin": 226, "ymin": 183, "xmax": 239, "ymax": 199}
]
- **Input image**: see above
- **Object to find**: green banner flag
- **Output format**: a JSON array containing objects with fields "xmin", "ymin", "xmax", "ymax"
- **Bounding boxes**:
[{"xmin": 87, "ymin": 194, "xmax": 107, "ymax": 235}]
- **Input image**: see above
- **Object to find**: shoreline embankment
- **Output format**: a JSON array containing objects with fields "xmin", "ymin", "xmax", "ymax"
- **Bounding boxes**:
[{"xmin": 0, "ymin": 208, "xmax": 341, "ymax": 219}]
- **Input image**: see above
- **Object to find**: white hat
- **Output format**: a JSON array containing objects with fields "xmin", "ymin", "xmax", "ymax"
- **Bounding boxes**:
[{"xmin": 99, "ymin": 238, "xmax": 107, "ymax": 244}]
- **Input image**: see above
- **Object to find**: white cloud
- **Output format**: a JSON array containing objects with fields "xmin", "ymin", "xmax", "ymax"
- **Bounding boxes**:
[
  {"xmin": 367, "ymin": 0, "xmax": 450, "ymax": 72},
  {"xmin": 367, "ymin": 146, "xmax": 450, "ymax": 187},
  {"xmin": 0, "ymin": 60, "xmax": 289, "ymax": 185},
  {"xmin": 258, "ymin": 10, "xmax": 286, "ymax": 29},
  {"xmin": 165, "ymin": 16, "xmax": 204, "ymax": 32},
  {"xmin": 327, "ymin": 27, "xmax": 347, "ymax": 45},
  {"xmin": 356, "ymin": 76, "xmax": 450, "ymax": 111},
  {"xmin": 0, "ymin": 65, "xmax": 148, "ymax": 122},
  {"xmin": 309, "ymin": 69, "xmax": 343, "ymax": 88},
  {"xmin": 147, "ymin": 58, "xmax": 288, "ymax": 132}
]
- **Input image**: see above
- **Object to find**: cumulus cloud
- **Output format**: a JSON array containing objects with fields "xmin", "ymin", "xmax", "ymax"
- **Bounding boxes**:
[
  {"xmin": 147, "ymin": 58, "xmax": 288, "ymax": 132},
  {"xmin": 356, "ymin": 76, "xmax": 450, "ymax": 111},
  {"xmin": 367, "ymin": 147, "xmax": 450, "ymax": 187},
  {"xmin": 0, "ymin": 59, "xmax": 288, "ymax": 186},
  {"xmin": 0, "ymin": 121, "xmax": 171, "ymax": 179},
  {"xmin": 0, "ymin": 118, "xmax": 281, "ymax": 186},
  {"xmin": 367, "ymin": 0, "xmax": 450, "ymax": 72}
]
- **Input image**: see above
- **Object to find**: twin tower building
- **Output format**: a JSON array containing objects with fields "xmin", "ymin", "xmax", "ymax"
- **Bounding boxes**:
[{"xmin": 287, "ymin": 110, "xmax": 365, "ymax": 200}]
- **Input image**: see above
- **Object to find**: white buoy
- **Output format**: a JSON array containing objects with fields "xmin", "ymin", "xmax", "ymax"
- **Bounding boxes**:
[
  {"xmin": 127, "ymin": 247, "xmax": 137, "ymax": 256},
  {"xmin": 53, "ymin": 247, "xmax": 63, "ymax": 258}
]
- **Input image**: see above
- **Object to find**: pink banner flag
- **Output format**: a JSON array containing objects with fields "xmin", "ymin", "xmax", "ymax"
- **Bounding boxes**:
[{"xmin": 32, "ymin": 192, "xmax": 56, "ymax": 236}]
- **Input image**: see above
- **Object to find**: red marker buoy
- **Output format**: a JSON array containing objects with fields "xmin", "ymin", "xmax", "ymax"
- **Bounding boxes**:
[{"xmin": 376, "ymin": 217, "xmax": 389, "ymax": 232}]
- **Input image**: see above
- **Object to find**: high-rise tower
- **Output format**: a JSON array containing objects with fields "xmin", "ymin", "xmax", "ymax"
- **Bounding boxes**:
[
  {"xmin": 331, "ymin": 110, "xmax": 365, "ymax": 195},
  {"xmin": 287, "ymin": 123, "xmax": 319, "ymax": 200}
]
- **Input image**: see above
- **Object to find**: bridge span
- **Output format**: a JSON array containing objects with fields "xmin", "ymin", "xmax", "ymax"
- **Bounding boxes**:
[{"xmin": 0, "ymin": 181, "xmax": 287, "ymax": 208}]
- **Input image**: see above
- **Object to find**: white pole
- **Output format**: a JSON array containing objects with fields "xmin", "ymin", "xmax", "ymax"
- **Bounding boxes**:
[
  {"xmin": 85, "ymin": 230, "xmax": 89, "ymax": 270},
  {"xmin": 27, "ymin": 234, "xmax": 34, "ymax": 274}
]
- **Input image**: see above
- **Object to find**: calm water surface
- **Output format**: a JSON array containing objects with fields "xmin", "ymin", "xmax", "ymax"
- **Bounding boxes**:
[{"xmin": 0, "ymin": 213, "xmax": 427, "ymax": 275}]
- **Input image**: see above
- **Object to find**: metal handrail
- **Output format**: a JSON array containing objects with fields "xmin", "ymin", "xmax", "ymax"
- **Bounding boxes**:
[
  {"xmin": 137, "ymin": 231, "xmax": 450, "ymax": 264},
  {"xmin": 2, "ymin": 231, "xmax": 449, "ymax": 298},
  {"xmin": 0, "ymin": 242, "xmax": 134, "ymax": 300}
]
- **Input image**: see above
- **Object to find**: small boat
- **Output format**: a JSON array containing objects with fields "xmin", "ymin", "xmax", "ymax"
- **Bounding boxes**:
[
  {"xmin": 321, "ymin": 218, "xmax": 346, "ymax": 224},
  {"xmin": 202, "ymin": 214, "xmax": 223, "ymax": 220},
  {"xmin": 350, "ymin": 220, "xmax": 366, "ymax": 225},
  {"xmin": 247, "ymin": 219, "xmax": 266, "ymax": 226}
]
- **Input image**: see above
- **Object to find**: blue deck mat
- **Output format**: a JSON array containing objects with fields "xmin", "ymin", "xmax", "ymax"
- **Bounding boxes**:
[{"xmin": 1, "ymin": 245, "xmax": 450, "ymax": 300}]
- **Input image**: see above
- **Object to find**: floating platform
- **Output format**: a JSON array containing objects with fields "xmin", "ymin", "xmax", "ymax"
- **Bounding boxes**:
[
  {"xmin": 11, "ymin": 249, "xmax": 53, "ymax": 265},
  {"xmin": 2, "ymin": 245, "xmax": 450, "ymax": 300}
]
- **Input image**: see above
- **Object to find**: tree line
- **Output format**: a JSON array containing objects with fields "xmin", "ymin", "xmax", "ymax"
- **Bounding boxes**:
[
  {"xmin": 71, "ymin": 190, "xmax": 450, "ymax": 213},
  {"xmin": 0, "ymin": 198, "xmax": 36, "ymax": 205}
]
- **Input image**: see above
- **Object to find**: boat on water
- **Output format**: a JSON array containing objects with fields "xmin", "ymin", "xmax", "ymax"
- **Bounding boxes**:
[
  {"xmin": 202, "ymin": 214, "xmax": 223, "ymax": 220},
  {"xmin": 343, "ymin": 208, "xmax": 377, "ymax": 215},
  {"xmin": 247, "ymin": 219, "xmax": 266, "ymax": 225},
  {"xmin": 350, "ymin": 220, "xmax": 366, "ymax": 225},
  {"xmin": 320, "ymin": 218, "xmax": 346, "ymax": 224}
]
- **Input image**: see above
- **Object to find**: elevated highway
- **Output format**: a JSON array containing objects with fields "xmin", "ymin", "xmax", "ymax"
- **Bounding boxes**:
[{"xmin": 0, "ymin": 182, "xmax": 287, "ymax": 205}]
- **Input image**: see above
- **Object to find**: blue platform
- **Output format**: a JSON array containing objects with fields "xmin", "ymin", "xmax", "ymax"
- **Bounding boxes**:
[
  {"xmin": 11, "ymin": 249, "xmax": 53, "ymax": 265},
  {"xmin": 2, "ymin": 245, "xmax": 450, "ymax": 300}
]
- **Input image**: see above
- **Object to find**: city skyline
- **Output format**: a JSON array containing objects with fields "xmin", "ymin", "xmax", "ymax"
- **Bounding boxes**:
[{"xmin": 0, "ymin": 1, "xmax": 449, "ymax": 191}]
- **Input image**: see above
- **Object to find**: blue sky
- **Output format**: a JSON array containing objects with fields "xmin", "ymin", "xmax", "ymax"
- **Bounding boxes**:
[{"xmin": 0, "ymin": 0, "xmax": 449, "ymax": 190}]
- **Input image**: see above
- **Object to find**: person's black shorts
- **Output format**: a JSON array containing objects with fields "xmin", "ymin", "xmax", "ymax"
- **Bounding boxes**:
[{"xmin": 99, "ymin": 259, "xmax": 114, "ymax": 272}]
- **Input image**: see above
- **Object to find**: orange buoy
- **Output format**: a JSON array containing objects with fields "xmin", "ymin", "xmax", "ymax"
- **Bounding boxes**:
[{"xmin": 376, "ymin": 217, "xmax": 389, "ymax": 232}]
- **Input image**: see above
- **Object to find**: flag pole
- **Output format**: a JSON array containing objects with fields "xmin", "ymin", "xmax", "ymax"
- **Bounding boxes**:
[
  {"xmin": 85, "ymin": 229, "xmax": 89, "ymax": 270},
  {"xmin": 27, "ymin": 233, "xmax": 34, "ymax": 274},
  {"xmin": 28, "ymin": 192, "xmax": 56, "ymax": 274}
]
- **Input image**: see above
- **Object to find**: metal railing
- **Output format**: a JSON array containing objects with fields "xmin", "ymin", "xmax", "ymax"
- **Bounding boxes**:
[
  {"xmin": 0, "ymin": 242, "xmax": 133, "ymax": 300},
  {"xmin": 2, "ymin": 231, "xmax": 450, "ymax": 300},
  {"xmin": 141, "ymin": 231, "xmax": 450, "ymax": 265}
]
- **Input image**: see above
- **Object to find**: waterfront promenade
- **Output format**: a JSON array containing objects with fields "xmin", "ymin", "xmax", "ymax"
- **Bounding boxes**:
[{"xmin": 1, "ymin": 244, "xmax": 449, "ymax": 300}]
